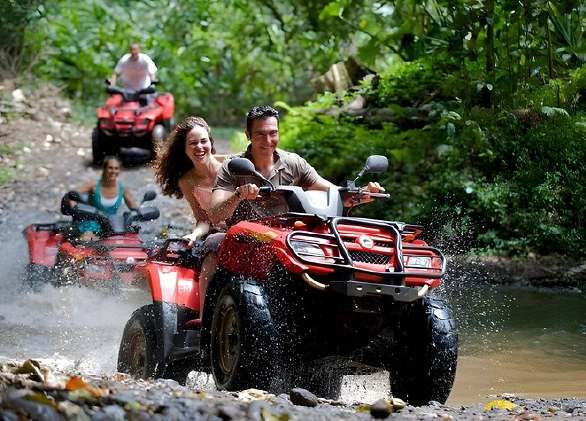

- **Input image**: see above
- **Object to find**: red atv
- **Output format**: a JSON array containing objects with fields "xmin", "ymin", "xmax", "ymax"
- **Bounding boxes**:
[
  {"xmin": 117, "ymin": 156, "xmax": 458, "ymax": 406},
  {"xmin": 92, "ymin": 80, "xmax": 175, "ymax": 165},
  {"xmin": 23, "ymin": 190, "xmax": 160, "ymax": 294}
]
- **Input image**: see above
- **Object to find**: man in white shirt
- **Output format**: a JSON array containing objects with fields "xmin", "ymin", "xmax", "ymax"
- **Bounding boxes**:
[{"xmin": 111, "ymin": 43, "xmax": 157, "ymax": 92}]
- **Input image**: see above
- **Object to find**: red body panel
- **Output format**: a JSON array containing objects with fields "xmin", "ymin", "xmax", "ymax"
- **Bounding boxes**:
[
  {"xmin": 139, "ymin": 263, "xmax": 200, "ymax": 311},
  {"xmin": 25, "ymin": 224, "xmax": 153, "ymax": 288},
  {"xmin": 217, "ymin": 217, "xmax": 444, "ymax": 290},
  {"xmin": 154, "ymin": 93, "xmax": 174, "ymax": 119},
  {"xmin": 24, "ymin": 225, "xmax": 62, "ymax": 267},
  {"xmin": 97, "ymin": 92, "xmax": 174, "ymax": 139}
]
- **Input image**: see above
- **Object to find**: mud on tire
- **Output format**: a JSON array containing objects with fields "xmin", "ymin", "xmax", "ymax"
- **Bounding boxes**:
[
  {"xmin": 210, "ymin": 278, "xmax": 291, "ymax": 393},
  {"xmin": 388, "ymin": 296, "xmax": 458, "ymax": 406},
  {"xmin": 117, "ymin": 305, "xmax": 161, "ymax": 379}
]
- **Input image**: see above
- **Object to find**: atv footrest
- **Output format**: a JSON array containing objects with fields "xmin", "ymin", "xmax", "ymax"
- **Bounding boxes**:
[{"xmin": 173, "ymin": 329, "xmax": 200, "ymax": 350}]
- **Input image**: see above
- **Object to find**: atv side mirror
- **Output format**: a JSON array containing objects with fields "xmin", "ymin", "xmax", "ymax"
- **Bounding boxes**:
[
  {"xmin": 138, "ymin": 206, "xmax": 160, "ymax": 222},
  {"xmin": 353, "ymin": 155, "xmax": 388, "ymax": 183},
  {"xmin": 228, "ymin": 158, "xmax": 275, "ymax": 188},
  {"xmin": 363, "ymin": 155, "xmax": 388, "ymax": 173},
  {"xmin": 228, "ymin": 158, "xmax": 256, "ymax": 176},
  {"xmin": 142, "ymin": 190, "xmax": 157, "ymax": 203}
]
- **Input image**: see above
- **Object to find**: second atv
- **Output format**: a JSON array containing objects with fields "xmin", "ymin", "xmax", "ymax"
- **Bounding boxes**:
[{"xmin": 23, "ymin": 190, "xmax": 160, "ymax": 294}]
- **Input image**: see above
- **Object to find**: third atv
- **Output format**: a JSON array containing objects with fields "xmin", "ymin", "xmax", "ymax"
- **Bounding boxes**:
[{"xmin": 92, "ymin": 79, "xmax": 175, "ymax": 165}]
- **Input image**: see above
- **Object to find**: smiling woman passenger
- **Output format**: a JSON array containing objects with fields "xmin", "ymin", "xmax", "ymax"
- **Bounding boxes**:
[{"xmin": 151, "ymin": 116, "xmax": 228, "ymax": 243}]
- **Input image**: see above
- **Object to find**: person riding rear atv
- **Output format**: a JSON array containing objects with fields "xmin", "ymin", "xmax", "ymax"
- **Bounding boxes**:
[
  {"xmin": 71, "ymin": 156, "xmax": 138, "ymax": 241},
  {"xmin": 111, "ymin": 42, "xmax": 157, "ymax": 92}
]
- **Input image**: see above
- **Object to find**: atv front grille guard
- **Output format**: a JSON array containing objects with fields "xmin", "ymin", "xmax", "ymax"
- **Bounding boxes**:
[{"xmin": 285, "ymin": 217, "xmax": 446, "ymax": 301}]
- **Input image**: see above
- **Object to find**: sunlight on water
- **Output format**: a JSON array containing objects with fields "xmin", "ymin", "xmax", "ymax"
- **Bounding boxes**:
[{"xmin": 441, "ymin": 270, "xmax": 586, "ymax": 406}]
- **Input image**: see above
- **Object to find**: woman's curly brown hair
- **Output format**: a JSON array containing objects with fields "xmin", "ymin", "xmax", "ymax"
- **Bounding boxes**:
[{"xmin": 151, "ymin": 116, "xmax": 216, "ymax": 199}]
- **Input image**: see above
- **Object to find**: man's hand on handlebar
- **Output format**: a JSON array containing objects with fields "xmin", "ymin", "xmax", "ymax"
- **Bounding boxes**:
[
  {"xmin": 235, "ymin": 183, "xmax": 260, "ymax": 201},
  {"xmin": 343, "ymin": 182, "xmax": 389, "ymax": 207},
  {"xmin": 366, "ymin": 181, "xmax": 385, "ymax": 193}
]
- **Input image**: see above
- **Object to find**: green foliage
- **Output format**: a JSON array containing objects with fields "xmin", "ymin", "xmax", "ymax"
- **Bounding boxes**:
[
  {"xmin": 278, "ymin": 52, "xmax": 586, "ymax": 257},
  {"xmin": 0, "ymin": 0, "xmax": 43, "ymax": 75},
  {"xmin": 414, "ymin": 110, "xmax": 586, "ymax": 257},
  {"xmin": 3, "ymin": 0, "xmax": 586, "ymax": 258},
  {"xmin": 21, "ymin": 0, "xmax": 354, "ymax": 125},
  {"xmin": 0, "ymin": 143, "xmax": 20, "ymax": 188}
]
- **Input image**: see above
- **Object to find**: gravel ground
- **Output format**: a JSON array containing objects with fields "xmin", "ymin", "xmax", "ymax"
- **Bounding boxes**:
[
  {"xmin": 0, "ymin": 83, "xmax": 585, "ymax": 420},
  {"xmin": 2, "ymin": 359, "xmax": 586, "ymax": 421}
]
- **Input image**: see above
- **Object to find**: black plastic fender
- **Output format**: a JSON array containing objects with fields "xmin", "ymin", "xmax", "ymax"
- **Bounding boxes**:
[{"xmin": 151, "ymin": 300, "xmax": 198, "ymax": 376}]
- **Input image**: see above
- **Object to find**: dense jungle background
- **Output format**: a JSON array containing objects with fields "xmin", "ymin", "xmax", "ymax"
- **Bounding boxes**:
[{"xmin": 1, "ymin": 0, "xmax": 585, "ymax": 260}]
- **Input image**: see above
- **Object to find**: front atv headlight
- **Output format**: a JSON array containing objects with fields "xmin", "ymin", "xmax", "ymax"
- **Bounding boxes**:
[
  {"xmin": 290, "ymin": 241, "xmax": 326, "ymax": 258},
  {"xmin": 135, "ymin": 118, "xmax": 152, "ymax": 131},
  {"xmin": 404, "ymin": 255, "xmax": 432, "ymax": 268},
  {"xmin": 83, "ymin": 261, "xmax": 107, "ymax": 274}
]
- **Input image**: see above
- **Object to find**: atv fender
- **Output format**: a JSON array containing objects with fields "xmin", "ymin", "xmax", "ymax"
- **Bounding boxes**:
[{"xmin": 151, "ymin": 300, "xmax": 199, "ymax": 372}]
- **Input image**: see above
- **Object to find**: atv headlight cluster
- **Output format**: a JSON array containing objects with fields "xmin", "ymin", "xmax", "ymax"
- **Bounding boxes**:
[
  {"xmin": 404, "ymin": 255, "xmax": 432, "ymax": 268},
  {"xmin": 135, "ymin": 118, "xmax": 152, "ymax": 131},
  {"xmin": 83, "ymin": 261, "xmax": 108, "ymax": 274},
  {"xmin": 290, "ymin": 241, "xmax": 326, "ymax": 258}
]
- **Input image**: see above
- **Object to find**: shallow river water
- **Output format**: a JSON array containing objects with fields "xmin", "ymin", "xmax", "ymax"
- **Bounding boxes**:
[{"xmin": 0, "ymin": 204, "xmax": 584, "ymax": 407}]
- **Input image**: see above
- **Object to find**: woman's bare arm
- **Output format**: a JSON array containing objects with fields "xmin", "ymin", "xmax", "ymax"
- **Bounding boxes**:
[{"xmin": 123, "ymin": 185, "xmax": 138, "ymax": 209}]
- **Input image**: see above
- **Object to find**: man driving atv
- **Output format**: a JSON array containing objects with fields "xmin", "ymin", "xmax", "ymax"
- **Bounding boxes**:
[
  {"xmin": 111, "ymin": 42, "xmax": 157, "ymax": 92},
  {"xmin": 196, "ymin": 105, "xmax": 383, "ymax": 319}
]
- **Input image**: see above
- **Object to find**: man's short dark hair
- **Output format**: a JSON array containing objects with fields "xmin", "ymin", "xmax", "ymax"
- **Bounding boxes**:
[{"xmin": 246, "ymin": 105, "xmax": 279, "ymax": 134}]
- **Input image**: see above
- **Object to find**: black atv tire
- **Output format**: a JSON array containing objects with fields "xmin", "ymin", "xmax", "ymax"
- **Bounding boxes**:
[
  {"xmin": 117, "ymin": 305, "xmax": 160, "ymax": 379},
  {"xmin": 92, "ymin": 127, "xmax": 118, "ymax": 165},
  {"xmin": 210, "ymin": 279, "xmax": 284, "ymax": 392},
  {"xmin": 388, "ymin": 296, "xmax": 458, "ymax": 406}
]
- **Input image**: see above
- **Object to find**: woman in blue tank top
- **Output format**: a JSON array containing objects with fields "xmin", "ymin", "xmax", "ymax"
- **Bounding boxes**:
[{"xmin": 74, "ymin": 156, "xmax": 138, "ymax": 241}]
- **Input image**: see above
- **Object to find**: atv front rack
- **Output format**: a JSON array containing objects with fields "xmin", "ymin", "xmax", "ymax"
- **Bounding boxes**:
[{"xmin": 285, "ymin": 216, "xmax": 446, "ymax": 300}]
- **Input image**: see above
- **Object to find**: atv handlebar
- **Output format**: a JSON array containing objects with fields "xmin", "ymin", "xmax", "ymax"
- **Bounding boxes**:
[{"xmin": 60, "ymin": 190, "xmax": 160, "ymax": 236}]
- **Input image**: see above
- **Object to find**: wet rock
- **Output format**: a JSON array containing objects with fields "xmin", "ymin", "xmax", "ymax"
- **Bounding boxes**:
[
  {"xmin": 290, "ymin": 387, "xmax": 319, "ymax": 407},
  {"xmin": 370, "ymin": 398, "xmax": 391, "ymax": 419},
  {"xmin": 92, "ymin": 405, "xmax": 127, "ymax": 421}
]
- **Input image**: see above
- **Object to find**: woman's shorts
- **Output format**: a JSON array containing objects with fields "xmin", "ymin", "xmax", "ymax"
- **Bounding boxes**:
[{"xmin": 200, "ymin": 231, "xmax": 225, "ymax": 256}]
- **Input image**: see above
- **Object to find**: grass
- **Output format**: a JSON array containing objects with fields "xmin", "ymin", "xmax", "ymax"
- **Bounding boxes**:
[{"xmin": 0, "ymin": 144, "xmax": 19, "ymax": 188}]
